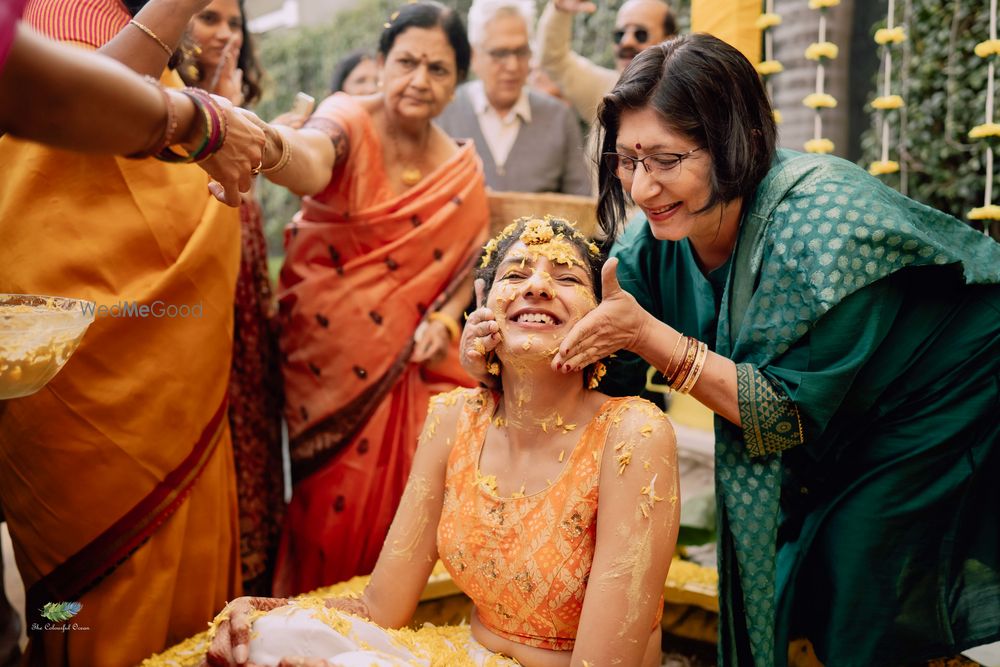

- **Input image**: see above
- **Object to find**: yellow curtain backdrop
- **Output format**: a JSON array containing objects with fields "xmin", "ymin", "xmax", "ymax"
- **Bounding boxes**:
[{"xmin": 690, "ymin": 0, "xmax": 762, "ymax": 64}]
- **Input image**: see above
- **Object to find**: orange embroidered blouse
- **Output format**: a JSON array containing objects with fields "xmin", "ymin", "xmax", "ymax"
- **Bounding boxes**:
[{"xmin": 437, "ymin": 388, "xmax": 663, "ymax": 651}]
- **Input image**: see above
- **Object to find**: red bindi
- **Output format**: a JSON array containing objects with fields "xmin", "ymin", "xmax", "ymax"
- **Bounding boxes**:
[{"xmin": 635, "ymin": 143, "xmax": 642, "ymax": 150}]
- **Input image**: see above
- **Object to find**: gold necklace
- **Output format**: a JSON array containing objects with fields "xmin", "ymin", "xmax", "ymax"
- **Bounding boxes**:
[{"xmin": 388, "ymin": 126, "xmax": 430, "ymax": 187}]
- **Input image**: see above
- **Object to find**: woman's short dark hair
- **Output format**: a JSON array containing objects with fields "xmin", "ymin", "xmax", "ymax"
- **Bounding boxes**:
[
  {"xmin": 330, "ymin": 50, "xmax": 373, "ymax": 93},
  {"xmin": 378, "ymin": 1, "xmax": 471, "ymax": 82},
  {"xmin": 596, "ymin": 33, "xmax": 777, "ymax": 240}
]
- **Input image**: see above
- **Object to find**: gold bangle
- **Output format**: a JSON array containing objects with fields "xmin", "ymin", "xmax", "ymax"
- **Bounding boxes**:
[
  {"xmin": 262, "ymin": 127, "xmax": 292, "ymax": 174},
  {"xmin": 679, "ymin": 341, "xmax": 708, "ymax": 394},
  {"xmin": 661, "ymin": 332, "xmax": 685, "ymax": 382},
  {"xmin": 666, "ymin": 336, "xmax": 693, "ymax": 387},
  {"xmin": 670, "ymin": 337, "xmax": 699, "ymax": 391},
  {"xmin": 428, "ymin": 311, "xmax": 460, "ymax": 341},
  {"xmin": 129, "ymin": 19, "xmax": 172, "ymax": 57}
]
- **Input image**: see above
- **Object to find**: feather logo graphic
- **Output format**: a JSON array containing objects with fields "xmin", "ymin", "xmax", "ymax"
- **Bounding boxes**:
[{"xmin": 40, "ymin": 602, "xmax": 82, "ymax": 622}]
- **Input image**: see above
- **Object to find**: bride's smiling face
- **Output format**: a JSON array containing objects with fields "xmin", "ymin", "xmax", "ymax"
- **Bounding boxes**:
[{"xmin": 487, "ymin": 239, "xmax": 598, "ymax": 361}]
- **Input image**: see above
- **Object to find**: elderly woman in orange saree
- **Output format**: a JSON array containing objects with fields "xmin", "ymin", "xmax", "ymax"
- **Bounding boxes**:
[{"xmin": 250, "ymin": 1, "xmax": 489, "ymax": 595}]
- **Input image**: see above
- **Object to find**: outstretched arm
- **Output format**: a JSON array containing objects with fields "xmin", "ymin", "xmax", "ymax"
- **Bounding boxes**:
[
  {"xmin": 1, "ymin": 24, "xmax": 263, "ymax": 207},
  {"xmin": 244, "ymin": 93, "xmax": 348, "ymax": 196},
  {"xmin": 572, "ymin": 401, "xmax": 679, "ymax": 666},
  {"xmin": 536, "ymin": 0, "xmax": 616, "ymax": 122}
]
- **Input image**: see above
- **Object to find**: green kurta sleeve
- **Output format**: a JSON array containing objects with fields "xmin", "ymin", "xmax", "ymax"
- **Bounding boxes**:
[{"xmin": 604, "ymin": 215, "xmax": 721, "ymax": 398}]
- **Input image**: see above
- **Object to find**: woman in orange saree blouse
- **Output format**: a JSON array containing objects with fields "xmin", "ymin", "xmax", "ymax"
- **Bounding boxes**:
[{"xmin": 250, "ymin": 1, "xmax": 489, "ymax": 594}]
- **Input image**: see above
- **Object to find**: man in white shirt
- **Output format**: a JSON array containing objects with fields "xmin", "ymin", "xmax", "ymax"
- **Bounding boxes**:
[
  {"xmin": 436, "ymin": 0, "xmax": 591, "ymax": 195},
  {"xmin": 537, "ymin": 0, "xmax": 677, "ymax": 124}
]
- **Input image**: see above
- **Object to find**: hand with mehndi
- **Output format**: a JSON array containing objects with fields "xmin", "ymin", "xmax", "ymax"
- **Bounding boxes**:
[
  {"xmin": 551, "ymin": 258, "xmax": 649, "ymax": 372},
  {"xmin": 205, "ymin": 596, "xmax": 289, "ymax": 666},
  {"xmin": 459, "ymin": 279, "xmax": 502, "ymax": 385}
]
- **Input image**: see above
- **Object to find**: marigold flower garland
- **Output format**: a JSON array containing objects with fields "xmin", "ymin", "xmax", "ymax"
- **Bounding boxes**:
[
  {"xmin": 803, "ymin": 0, "xmax": 839, "ymax": 153},
  {"xmin": 868, "ymin": 0, "xmax": 906, "ymax": 176},
  {"xmin": 968, "ymin": 0, "xmax": 1000, "ymax": 225},
  {"xmin": 755, "ymin": 0, "xmax": 783, "ymax": 125}
]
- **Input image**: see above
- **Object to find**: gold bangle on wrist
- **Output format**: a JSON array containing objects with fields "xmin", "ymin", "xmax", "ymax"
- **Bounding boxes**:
[
  {"xmin": 670, "ymin": 337, "xmax": 699, "ymax": 391},
  {"xmin": 428, "ymin": 311, "xmax": 460, "ymax": 340},
  {"xmin": 129, "ymin": 19, "xmax": 172, "ymax": 57},
  {"xmin": 661, "ymin": 332, "xmax": 685, "ymax": 382},
  {"xmin": 262, "ymin": 127, "xmax": 291, "ymax": 174},
  {"xmin": 679, "ymin": 341, "xmax": 708, "ymax": 394},
  {"xmin": 666, "ymin": 336, "xmax": 693, "ymax": 387}
]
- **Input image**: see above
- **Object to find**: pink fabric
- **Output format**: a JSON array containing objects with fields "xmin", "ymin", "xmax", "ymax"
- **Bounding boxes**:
[{"xmin": 0, "ymin": 0, "xmax": 28, "ymax": 73}]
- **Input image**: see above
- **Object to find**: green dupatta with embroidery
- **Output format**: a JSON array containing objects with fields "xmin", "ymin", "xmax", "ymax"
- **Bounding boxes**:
[{"xmin": 608, "ymin": 149, "xmax": 1000, "ymax": 666}]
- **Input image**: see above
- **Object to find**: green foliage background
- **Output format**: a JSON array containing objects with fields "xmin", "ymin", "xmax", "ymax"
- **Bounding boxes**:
[
  {"xmin": 251, "ymin": 0, "xmax": 690, "ymax": 255},
  {"xmin": 859, "ymin": 0, "xmax": 996, "ymax": 231}
]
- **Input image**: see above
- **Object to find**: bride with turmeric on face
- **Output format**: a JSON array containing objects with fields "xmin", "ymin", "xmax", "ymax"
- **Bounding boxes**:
[{"xmin": 206, "ymin": 218, "xmax": 680, "ymax": 667}]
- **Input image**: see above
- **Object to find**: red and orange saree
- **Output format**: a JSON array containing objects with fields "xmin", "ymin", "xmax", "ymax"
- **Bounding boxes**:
[{"xmin": 273, "ymin": 93, "xmax": 488, "ymax": 595}]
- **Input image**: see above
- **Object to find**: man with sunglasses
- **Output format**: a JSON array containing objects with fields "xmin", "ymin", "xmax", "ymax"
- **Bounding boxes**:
[
  {"xmin": 438, "ymin": 0, "xmax": 591, "ymax": 195},
  {"xmin": 537, "ymin": 0, "xmax": 677, "ymax": 124}
]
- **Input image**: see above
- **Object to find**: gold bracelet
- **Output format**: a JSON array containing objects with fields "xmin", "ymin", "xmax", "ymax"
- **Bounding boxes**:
[
  {"xmin": 660, "ymin": 333, "xmax": 685, "ymax": 382},
  {"xmin": 129, "ymin": 19, "xmax": 172, "ymax": 57},
  {"xmin": 679, "ymin": 341, "xmax": 708, "ymax": 394},
  {"xmin": 670, "ymin": 337, "xmax": 699, "ymax": 391},
  {"xmin": 428, "ymin": 311, "xmax": 460, "ymax": 340},
  {"xmin": 262, "ymin": 127, "xmax": 292, "ymax": 174},
  {"xmin": 666, "ymin": 336, "xmax": 693, "ymax": 387}
]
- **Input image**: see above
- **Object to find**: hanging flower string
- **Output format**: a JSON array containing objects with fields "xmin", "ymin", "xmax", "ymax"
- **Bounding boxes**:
[
  {"xmin": 803, "ymin": 0, "xmax": 839, "ymax": 153},
  {"xmin": 755, "ymin": 0, "xmax": 783, "ymax": 124},
  {"xmin": 968, "ymin": 0, "xmax": 1000, "ymax": 225},
  {"xmin": 869, "ymin": 0, "xmax": 906, "ymax": 176}
]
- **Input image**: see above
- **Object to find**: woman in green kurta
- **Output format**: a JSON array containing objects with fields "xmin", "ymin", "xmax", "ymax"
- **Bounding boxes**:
[{"xmin": 460, "ymin": 34, "xmax": 1000, "ymax": 667}]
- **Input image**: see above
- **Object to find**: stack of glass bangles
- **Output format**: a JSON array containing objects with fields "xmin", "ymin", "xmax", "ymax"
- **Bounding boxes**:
[{"xmin": 662, "ymin": 335, "xmax": 709, "ymax": 394}]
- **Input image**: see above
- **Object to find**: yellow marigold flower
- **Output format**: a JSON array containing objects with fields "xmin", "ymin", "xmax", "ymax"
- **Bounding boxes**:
[
  {"xmin": 808, "ymin": 0, "xmax": 840, "ymax": 8},
  {"xmin": 868, "ymin": 160, "xmax": 900, "ymax": 175},
  {"xmin": 968, "ymin": 204, "xmax": 1000, "ymax": 221},
  {"xmin": 805, "ymin": 41, "xmax": 839, "ymax": 61},
  {"xmin": 756, "ymin": 60, "xmax": 784, "ymax": 76},
  {"xmin": 969, "ymin": 123, "xmax": 1000, "ymax": 140},
  {"xmin": 975, "ymin": 39, "xmax": 1000, "ymax": 58},
  {"xmin": 755, "ymin": 12, "xmax": 782, "ymax": 30},
  {"xmin": 773, "ymin": 109, "xmax": 783, "ymax": 124},
  {"xmin": 804, "ymin": 138, "xmax": 835, "ymax": 154},
  {"xmin": 871, "ymin": 95, "xmax": 905, "ymax": 110},
  {"xmin": 803, "ymin": 93, "xmax": 837, "ymax": 109},
  {"xmin": 874, "ymin": 27, "xmax": 907, "ymax": 45}
]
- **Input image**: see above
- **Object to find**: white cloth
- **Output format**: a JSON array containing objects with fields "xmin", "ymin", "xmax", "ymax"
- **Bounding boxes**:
[
  {"xmin": 248, "ymin": 605, "xmax": 517, "ymax": 667},
  {"xmin": 467, "ymin": 80, "xmax": 532, "ymax": 175}
]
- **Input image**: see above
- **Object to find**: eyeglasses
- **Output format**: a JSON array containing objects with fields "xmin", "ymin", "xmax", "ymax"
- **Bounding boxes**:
[
  {"xmin": 486, "ymin": 46, "xmax": 532, "ymax": 64},
  {"xmin": 613, "ymin": 26, "xmax": 650, "ymax": 45},
  {"xmin": 602, "ymin": 148, "xmax": 701, "ymax": 183}
]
